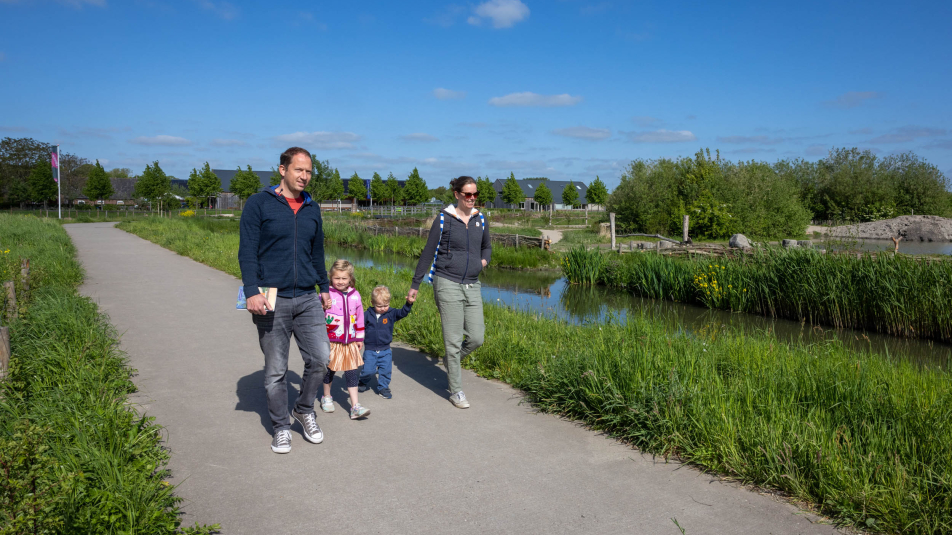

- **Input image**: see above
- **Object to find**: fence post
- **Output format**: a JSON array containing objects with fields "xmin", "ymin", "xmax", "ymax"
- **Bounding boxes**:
[
  {"xmin": 515, "ymin": 234, "xmax": 519, "ymax": 248},
  {"xmin": 0, "ymin": 326, "xmax": 9, "ymax": 380},
  {"xmin": 20, "ymin": 259, "xmax": 29, "ymax": 294},
  {"xmin": 609, "ymin": 213, "xmax": 616, "ymax": 250},
  {"xmin": 3, "ymin": 282, "xmax": 16, "ymax": 321},
  {"xmin": 683, "ymin": 215, "xmax": 689, "ymax": 243}
]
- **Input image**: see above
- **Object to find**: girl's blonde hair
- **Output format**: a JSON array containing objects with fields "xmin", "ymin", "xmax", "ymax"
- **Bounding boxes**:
[{"xmin": 330, "ymin": 259, "xmax": 356, "ymax": 289}]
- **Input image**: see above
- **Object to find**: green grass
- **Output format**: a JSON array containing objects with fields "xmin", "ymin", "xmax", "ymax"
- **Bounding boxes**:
[
  {"xmin": 561, "ymin": 246, "xmax": 952, "ymax": 343},
  {"xmin": 0, "ymin": 214, "xmax": 219, "ymax": 534},
  {"xmin": 119, "ymin": 215, "xmax": 952, "ymax": 534}
]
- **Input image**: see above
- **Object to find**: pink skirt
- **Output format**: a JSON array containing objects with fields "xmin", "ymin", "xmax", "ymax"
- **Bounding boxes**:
[{"xmin": 328, "ymin": 342, "xmax": 363, "ymax": 372}]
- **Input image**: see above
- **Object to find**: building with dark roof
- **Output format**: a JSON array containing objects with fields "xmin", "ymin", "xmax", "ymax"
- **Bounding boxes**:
[{"xmin": 487, "ymin": 179, "xmax": 590, "ymax": 210}]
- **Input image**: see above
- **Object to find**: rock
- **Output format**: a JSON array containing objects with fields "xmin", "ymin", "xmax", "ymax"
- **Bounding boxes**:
[
  {"xmin": 797, "ymin": 240, "xmax": 812, "ymax": 247},
  {"xmin": 599, "ymin": 222, "xmax": 611, "ymax": 237},
  {"xmin": 657, "ymin": 240, "xmax": 675, "ymax": 249},
  {"xmin": 782, "ymin": 239, "xmax": 799, "ymax": 248},
  {"xmin": 729, "ymin": 234, "xmax": 751, "ymax": 248}
]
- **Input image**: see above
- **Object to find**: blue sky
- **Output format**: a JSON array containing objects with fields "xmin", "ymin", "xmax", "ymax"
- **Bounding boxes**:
[{"xmin": 1, "ymin": 0, "xmax": 951, "ymax": 189}]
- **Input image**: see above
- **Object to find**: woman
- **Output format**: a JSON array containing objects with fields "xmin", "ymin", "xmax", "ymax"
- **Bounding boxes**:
[{"xmin": 407, "ymin": 176, "xmax": 491, "ymax": 408}]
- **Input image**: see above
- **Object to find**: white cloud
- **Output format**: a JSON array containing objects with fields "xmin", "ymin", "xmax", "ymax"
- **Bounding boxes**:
[
  {"xmin": 59, "ymin": 0, "xmax": 106, "ymax": 6},
  {"xmin": 400, "ymin": 133, "xmax": 439, "ymax": 142},
  {"xmin": 458, "ymin": 122, "xmax": 488, "ymax": 128},
  {"xmin": 552, "ymin": 126, "xmax": 611, "ymax": 140},
  {"xmin": 0, "ymin": 126, "xmax": 33, "ymax": 133},
  {"xmin": 805, "ymin": 144, "xmax": 829, "ymax": 157},
  {"xmin": 433, "ymin": 88, "xmax": 466, "ymax": 100},
  {"xmin": 130, "ymin": 135, "xmax": 192, "ymax": 146},
  {"xmin": 626, "ymin": 129, "xmax": 696, "ymax": 143},
  {"xmin": 468, "ymin": 0, "xmax": 529, "ymax": 28},
  {"xmin": 823, "ymin": 91, "xmax": 881, "ymax": 109},
  {"xmin": 424, "ymin": 4, "xmax": 466, "ymax": 27},
  {"xmin": 632, "ymin": 116, "xmax": 660, "ymax": 127},
  {"xmin": 924, "ymin": 140, "xmax": 952, "ymax": 150},
  {"xmin": 210, "ymin": 138, "xmax": 249, "ymax": 147},
  {"xmin": 489, "ymin": 92, "xmax": 582, "ymax": 107},
  {"xmin": 273, "ymin": 131, "xmax": 361, "ymax": 150},
  {"xmin": 716, "ymin": 135, "xmax": 784, "ymax": 145},
  {"xmin": 197, "ymin": 0, "xmax": 238, "ymax": 20},
  {"xmin": 868, "ymin": 126, "xmax": 947, "ymax": 144}
]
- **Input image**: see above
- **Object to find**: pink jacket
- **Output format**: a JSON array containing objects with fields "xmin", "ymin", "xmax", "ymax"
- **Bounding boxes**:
[{"xmin": 325, "ymin": 287, "xmax": 365, "ymax": 344}]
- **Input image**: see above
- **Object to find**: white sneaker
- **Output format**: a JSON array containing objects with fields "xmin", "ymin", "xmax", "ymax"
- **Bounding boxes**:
[
  {"xmin": 320, "ymin": 396, "xmax": 335, "ymax": 413},
  {"xmin": 271, "ymin": 429, "xmax": 292, "ymax": 454},
  {"xmin": 449, "ymin": 391, "xmax": 470, "ymax": 409}
]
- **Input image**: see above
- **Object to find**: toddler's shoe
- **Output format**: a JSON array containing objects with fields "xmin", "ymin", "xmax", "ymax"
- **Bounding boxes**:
[
  {"xmin": 379, "ymin": 388, "xmax": 392, "ymax": 399},
  {"xmin": 320, "ymin": 395, "xmax": 335, "ymax": 413},
  {"xmin": 357, "ymin": 382, "xmax": 370, "ymax": 393},
  {"xmin": 350, "ymin": 403, "xmax": 370, "ymax": 419}
]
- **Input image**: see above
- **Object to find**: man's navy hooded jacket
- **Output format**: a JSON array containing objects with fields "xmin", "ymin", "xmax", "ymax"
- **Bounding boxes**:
[{"xmin": 238, "ymin": 185, "xmax": 329, "ymax": 299}]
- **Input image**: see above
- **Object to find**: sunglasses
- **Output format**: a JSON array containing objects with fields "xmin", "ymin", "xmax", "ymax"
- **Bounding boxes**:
[{"xmin": 458, "ymin": 191, "xmax": 479, "ymax": 199}]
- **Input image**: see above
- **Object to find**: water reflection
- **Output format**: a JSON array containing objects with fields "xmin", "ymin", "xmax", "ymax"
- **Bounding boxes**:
[{"xmin": 326, "ymin": 243, "xmax": 951, "ymax": 367}]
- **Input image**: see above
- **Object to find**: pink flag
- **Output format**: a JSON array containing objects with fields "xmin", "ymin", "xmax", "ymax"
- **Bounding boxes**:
[{"xmin": 51, "ymin": 150, "xmax": 60, "ymax": 183}]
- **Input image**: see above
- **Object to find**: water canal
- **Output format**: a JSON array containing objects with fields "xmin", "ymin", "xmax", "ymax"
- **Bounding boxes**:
[{"xmin": 326, "ymin": 243, "xmax": 952, "ymax": 367}]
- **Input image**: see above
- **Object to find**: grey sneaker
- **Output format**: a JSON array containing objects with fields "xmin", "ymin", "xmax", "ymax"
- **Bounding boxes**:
[
  {"xmin": 449, "ymin": 391, "xmax": 470, "ymax": 409},
  {"xmin": 320, "ymin": 395, "xmax": 335, "ymax": 413},
  {"xmin": 349, "ymin": 403, "xmax": 370, "ymax": 420},
  {"xmin": 291, "ymin": 409, "xmax": 324, "ymax": 444},
  {"xmin": 271, "ymin": 429, "xmax": 292, "ymax": 454}
]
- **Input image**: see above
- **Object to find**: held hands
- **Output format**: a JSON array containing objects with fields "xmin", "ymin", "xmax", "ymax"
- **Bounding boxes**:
[
  {"xmin": 406, "ymin": 289, "xmax": 418, "ymax": 303},
  {"xmin": 247, "ymin": 293, "xmax": 272, "ymax": 315},
  {"xmin": 321, "ymin": 292, "xmax": 331, "ymax": 310}
]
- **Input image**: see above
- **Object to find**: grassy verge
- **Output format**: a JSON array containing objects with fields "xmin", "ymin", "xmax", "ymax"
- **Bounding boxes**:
[
  {"xmin": 119, "ymin": 215, "xmax": 952, "ymax": 534},
  {"xmin": 0, "ymin": 215, "xmax": 218, "ymax": 534},
  {"xmin": 561, "ymin": 246, "xmax": 952, "ymax": 343}
]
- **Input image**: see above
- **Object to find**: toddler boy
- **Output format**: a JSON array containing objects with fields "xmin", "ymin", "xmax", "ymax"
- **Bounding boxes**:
[{"xmin": 358, "ymin": 285, "xmax": 414, "ymax": 399}]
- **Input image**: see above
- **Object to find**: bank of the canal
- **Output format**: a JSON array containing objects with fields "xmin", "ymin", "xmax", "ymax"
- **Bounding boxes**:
[{"xmin": 326, "ymin": 243, "xmax": 952, "ymax": 367}]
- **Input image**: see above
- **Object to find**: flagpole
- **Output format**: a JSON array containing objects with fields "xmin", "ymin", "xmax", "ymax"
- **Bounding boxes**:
[{"xmin": 57, "ymin": 145, "xmax": 62, "ymax": 219}]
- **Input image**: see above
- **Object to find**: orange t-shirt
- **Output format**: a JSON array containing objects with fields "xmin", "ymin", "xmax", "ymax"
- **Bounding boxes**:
[{"xmin": 286, "ymin": 196, "xmax": 304, "ymax": 214}]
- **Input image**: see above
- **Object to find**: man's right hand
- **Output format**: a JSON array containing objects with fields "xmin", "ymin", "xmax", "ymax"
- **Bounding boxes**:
[{"xmin": 247, "ymin": 293, "xmax": 272, "ymax": 315}]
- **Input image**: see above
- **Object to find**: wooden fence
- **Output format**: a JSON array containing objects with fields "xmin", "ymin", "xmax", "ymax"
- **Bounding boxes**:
[
  {"xmin": 0, "ymin": 258, "xmax": 28, "ymax": 380},
  {"xmin": 362, "ymin": 224, "xmax": 548, "ymax": 249}
]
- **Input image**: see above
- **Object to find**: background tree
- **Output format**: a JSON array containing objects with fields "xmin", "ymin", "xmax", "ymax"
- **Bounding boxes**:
[
  {"xmin": 586, "ymin": 175, "xmax": 608, "ymax": 206},
  {"xmin": 269, "ymin": 167, "xmax": 281, "ymax": 187},
  {"xmin": 108, "ymin": 168, "xmax": 132, "ymax": 178},
  {"xmin": 1, "ymin": 137, "xmax": 53, "ymax": 206},
  {"xmin": 348, "ymin": 172, "xmax": 366, "ymax": 205},
  {"xmin": 501, "ymin": 172, "xmax": 523, "ymax": 206},
  {"xmin": 403, "ymin": 167, "xmax": 429, "ymax": 205},
  {"xmin": 370, "ymin": 172, "xmax": 386, "ymax": 206},
  {"xmin": 83, "ymin": 160, "xmax": 114, "ymax": 214},
  {"xmin": 306, "ymin": 159, "xmax": 334, "ymax": 201},
  {"xmin": 187, "ymin": 162, "xmax": 222, "ymax": 212},
  {"xmin": 476, "ymin": 176, "xmax": 496, "ymax": 207},
  {"xmin": 325, "ymin": 168, "xmax": 345, "ymax": 203},
  {"xmin": 27, "ymin": 161, "xmax": 57, "ymax": 209},
  {"xmin": 561, "ymin": 180, "xmax": 579, "ymax": 207},
  {"xmin": 133, "ymin": 161, "xmax": 171, "ymax": 213},
  {"xmin": 533, "ymin": 182, "xmax": 553, "ymax": 210},
  {"xmin": 60, "ymin": 152, "xmax": 91, "ymax": 203},
  {"xmin": 385, "ymin": 172, "xmax": 402, "ymax": 206},
  {"xmin": 230, "ymin": 166, "xmax": 263, "ymax": 209}
]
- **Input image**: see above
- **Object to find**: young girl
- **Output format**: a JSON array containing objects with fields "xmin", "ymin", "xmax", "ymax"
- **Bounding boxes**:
[{"xmin": 320, "ymin": 259, "xmax": 370, "ymax": 419}]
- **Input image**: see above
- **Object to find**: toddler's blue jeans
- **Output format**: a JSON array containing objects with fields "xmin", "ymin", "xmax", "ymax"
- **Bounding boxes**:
[{"xmin": 360, "ymin": 348, "xmax": 393, "ymax": 390}]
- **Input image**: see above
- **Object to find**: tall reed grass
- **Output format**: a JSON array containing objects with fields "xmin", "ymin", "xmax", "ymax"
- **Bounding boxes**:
[
  {"xmin": 121, "ymin": 216, "xmax": 952, "ymax": 533},
  {"xmin": 562, "ymin": 246, "xmax": 952, "ymax": 342},
  {"xmin": 0, "ymin": 214, "xmax": 218, "ymax": 534}
]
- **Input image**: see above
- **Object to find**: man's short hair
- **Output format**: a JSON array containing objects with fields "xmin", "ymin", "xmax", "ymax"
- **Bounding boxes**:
[
  {"xmin": 280, "ymin": 147, "xmax": 312, "ymax": 168},
  {"xmin": 371, "ymin": 285, "xmax": 391, "ymax": 306}
]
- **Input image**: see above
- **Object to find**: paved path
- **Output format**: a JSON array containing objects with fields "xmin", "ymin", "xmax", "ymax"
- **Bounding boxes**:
[{"xmin": 65, "ymin": 222, "xmax": 839, "ymax": 535}]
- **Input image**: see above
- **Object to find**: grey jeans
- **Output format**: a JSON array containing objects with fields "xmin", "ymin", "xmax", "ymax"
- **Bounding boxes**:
[
  {"xmin": 432, "ymin": 276, "xmax": 485, "ymax": 394},
  {"xmin": 252, "ymin": 292, "xmax": 330, "ymax": 432}
]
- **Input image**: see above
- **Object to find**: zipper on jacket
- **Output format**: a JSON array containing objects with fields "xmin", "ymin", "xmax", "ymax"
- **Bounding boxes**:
[
  {"xmin": 342, "ymin": 290, "xmax": 350, "ymax": 343},
  {"xmin": 461, "ymin": 217, "xmax": 471, "ymax": 282}
]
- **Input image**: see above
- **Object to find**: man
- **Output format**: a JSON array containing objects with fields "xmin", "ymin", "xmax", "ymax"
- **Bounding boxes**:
[{"xmin": 239, "ymin": 147, "xmax": 331, "ymax": 453}]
